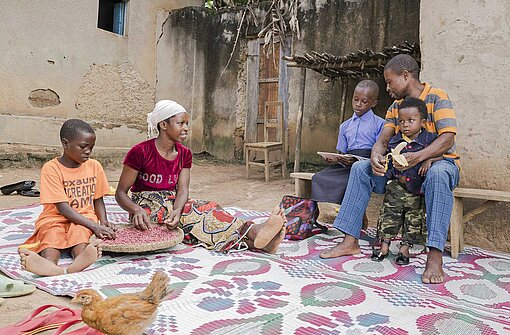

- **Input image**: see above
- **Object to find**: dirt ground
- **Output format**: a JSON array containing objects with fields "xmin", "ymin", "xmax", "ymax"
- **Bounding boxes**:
[{"xmin": 0, "ymin": 160, "xmax": 382, "ymax": 332}]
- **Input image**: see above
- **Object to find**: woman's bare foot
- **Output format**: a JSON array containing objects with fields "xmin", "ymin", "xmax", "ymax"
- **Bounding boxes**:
[
  {"xmin": 319, "ymin": 235, "xmax": 361, "ymax": 259},
  {"xmin": 19, "ymin": 249, "xmax": 65, "ymax": 276},
  {"xmin": 67, "ymin": 238, "xmax": 102, "ymax": 274},
  {"xmin": 422, "ymin": 247, "xmax": 445, "ymax": 284},
  {"xmin": 262, "ymin": 227, "xmax": 286, "ymax": 254},
  {"xmin": 251, "ymin": 206, "xmax": 285, "ymax": 249}
]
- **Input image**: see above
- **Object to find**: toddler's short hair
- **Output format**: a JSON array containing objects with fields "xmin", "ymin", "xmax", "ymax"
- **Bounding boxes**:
[
  {"xmin": 384, "ymin": 54, "xmax": 420, "ymax": 79},
  {"xmin": 398, "ymin": 97, "xmax": 428, "ymax": 120},
  {"xmin": 60, "ymin": 119, "xmax": 95, "ymax": 141}
]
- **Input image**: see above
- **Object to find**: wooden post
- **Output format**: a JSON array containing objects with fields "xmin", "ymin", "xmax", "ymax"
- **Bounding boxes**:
[
  {"xmin": 339, "ymin": 78, "xmax": 348, "ymax": 123},
  {"xmin": 449, "ymin": 197, "xmax": 463, "ymax": 259},
  {"xmin": 294, "ymin": 68, "xmax": 306, "ymax": 173}
]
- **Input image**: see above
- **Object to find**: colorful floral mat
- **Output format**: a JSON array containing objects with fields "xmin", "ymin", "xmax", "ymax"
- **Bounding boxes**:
[{"xmin": 0, "ymin": 197, "xmax": 509, "ymax": 334}]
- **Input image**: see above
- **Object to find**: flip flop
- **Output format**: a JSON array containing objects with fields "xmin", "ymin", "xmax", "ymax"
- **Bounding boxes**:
[
  {"xmin": 18, "ymin": 189, "xmax": 40, "ymax": 197},
  {"xmin": 0, "ymin": 180, "xmax": 36, "ymax": 195},
  {"xmin": 52, "ymin": 320, "xmax": 105, "ymax": 335},
  {"xmin": 0, "ymin": 275, "xmax": 36, "ymax": 298},
  {"xmin": 0, "ymin": 304, "xmax": 82, "ymax": 335}
]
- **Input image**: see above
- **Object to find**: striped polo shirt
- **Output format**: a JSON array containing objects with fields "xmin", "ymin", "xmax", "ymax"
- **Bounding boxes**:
[{"xmin": 384, "ymin": 83, "xmax": 459, "ymax": 160}]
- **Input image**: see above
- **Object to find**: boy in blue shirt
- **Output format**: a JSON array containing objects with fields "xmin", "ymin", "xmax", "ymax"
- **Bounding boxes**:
[{"xmin": 312, "ymin": 80, "xmax": 385, "ymax": 205}]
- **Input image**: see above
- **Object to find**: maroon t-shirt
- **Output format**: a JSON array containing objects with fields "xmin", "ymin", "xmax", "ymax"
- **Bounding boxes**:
[{"xmin": 123, "ymin": 139, "xmax": 192, "ymax": 192}]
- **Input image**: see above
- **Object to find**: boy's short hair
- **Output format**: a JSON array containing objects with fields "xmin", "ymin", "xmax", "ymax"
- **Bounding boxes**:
[
  {"xmin": 398, "ymin": 97, "xmax": 428, "ymax": 120},
  {"xmin": 384, "ymin": 54, "xmax": 420, "ymax": 79},
  {"xmin": 355, "ymin": 79, "xmax": 379, "ymax": 99},
  {"xmin": 60, "ymin": 119, "xmax": 95, "ymax": 140}
]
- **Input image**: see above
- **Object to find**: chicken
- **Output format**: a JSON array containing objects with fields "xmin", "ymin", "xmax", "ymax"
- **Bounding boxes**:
[{"xmin": 71, "ymin": 271, "xmax": 172, "ymax": 335}]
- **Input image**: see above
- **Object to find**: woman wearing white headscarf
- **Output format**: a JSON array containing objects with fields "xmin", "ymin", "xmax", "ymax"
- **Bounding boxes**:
[{"xmin": 115, "ymin": 100, "xmax": 286, "ymax": 253}]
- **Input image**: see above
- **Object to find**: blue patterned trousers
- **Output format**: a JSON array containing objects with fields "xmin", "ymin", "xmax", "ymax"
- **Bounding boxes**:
[{"xmin": 333, "ymin": 159, "xmax": 460, "ymax": 251}]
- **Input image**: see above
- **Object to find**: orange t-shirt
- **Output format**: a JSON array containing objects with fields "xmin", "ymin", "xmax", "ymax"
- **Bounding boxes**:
[{"xmin": 23, "ymin": 158, "xmax": 109, "ymax": 252}]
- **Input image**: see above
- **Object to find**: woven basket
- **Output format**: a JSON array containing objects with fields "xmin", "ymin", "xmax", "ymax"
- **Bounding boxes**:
[{"xmin": 100, "ymin": 224, "xmax": 184, "ymax": 253}]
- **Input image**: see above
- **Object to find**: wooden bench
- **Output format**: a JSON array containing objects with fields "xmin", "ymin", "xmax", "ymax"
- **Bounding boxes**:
[
  {"xmin": 290, "ymin": 172, "xmax": 314, "ymax": 198},
  {"xmin": 450, "ymin": 188, "xmax": 510, "ymax": 258},
  {"xmin": 290, "ymin": 173, "xmax": 510, "ymax": 259}
]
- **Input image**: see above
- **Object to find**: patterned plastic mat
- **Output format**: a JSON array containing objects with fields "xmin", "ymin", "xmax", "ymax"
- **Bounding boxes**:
[{"xmin": 0, "ymin": 197, "xmax": 509, "ymax": 334}]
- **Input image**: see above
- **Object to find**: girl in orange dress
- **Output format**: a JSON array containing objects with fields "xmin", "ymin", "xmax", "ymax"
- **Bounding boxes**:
[{"xmin": 19, "ymin": 119, "xmax": 116, "ymax": 276}]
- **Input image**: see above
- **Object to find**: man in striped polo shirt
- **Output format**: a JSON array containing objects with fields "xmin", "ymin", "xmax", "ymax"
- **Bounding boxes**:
[{"xmin": 320, "ymin": 54, "xmax": 460, "ymax": 284}]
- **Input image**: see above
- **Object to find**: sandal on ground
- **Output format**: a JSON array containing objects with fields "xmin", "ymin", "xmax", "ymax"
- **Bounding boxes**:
[
  {"xmin": 371, "ymin": 239, "xmax": 390, "ymax": 262},
  {"xmin": 52, "ymin": 320, "xmax": 104, "ymax": 335},
  {"xmin": 0, "ymin": 275, "xmax": 36, "ymax": 298},
  {"xmin": 0, "ymin": 180, "xmax": 36, "ymax": 195},
  {"xmin": 18, "ymin": 189, "xmax": 40, "ymax": 197},
  {"xmin": 371, "ymin": 250, "xmax": 388, "ymax": 262},
  {"xmin": 395, "ymin": 252, "xmax": 410, "ymax": 265},
  {"xmin": 0, "ymin": 304, "xmax": 82, "ymax": 335},
  {"xmin": 395, "ymin": 241, "xmax": 412, "ymax": 265}
]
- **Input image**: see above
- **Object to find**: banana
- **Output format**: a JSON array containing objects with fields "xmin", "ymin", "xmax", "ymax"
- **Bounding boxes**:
[
  {"xmin": 384, "ymin": 141, "xmax": 409, "ymax": 171},
  {"xmin": 392, "ymin": 142, "xmax": 407, "ymax": 155},
  {"xmin": 392, "ymin": 154, "xmax": 409, "ymax": 167}
]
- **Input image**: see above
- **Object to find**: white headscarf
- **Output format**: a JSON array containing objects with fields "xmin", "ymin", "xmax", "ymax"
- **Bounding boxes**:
[{"xmin": 147, "ymin": 100, "xmax": 187, "ymax": 138}]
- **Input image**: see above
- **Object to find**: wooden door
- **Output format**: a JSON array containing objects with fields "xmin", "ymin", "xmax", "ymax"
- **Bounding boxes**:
[{"xmin": 246, "ymin": 38, "xmax": 289, "ymax": 148}]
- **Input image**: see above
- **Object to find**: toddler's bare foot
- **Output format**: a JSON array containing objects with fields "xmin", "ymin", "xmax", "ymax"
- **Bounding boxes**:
[
  {"xmin": 67, "ymin": 238, "xmax": 102, "ymax": 274},
  {"xmin": 19, "ymin": 249, "xmax": 64, "ymax": 276},
  {"xmin": 252, "ymin": 206, "xmax": 285, "ymax": 249},
  {"xmin": 263, "ymin": 227, "xmax": 286, "ymax": 254}
]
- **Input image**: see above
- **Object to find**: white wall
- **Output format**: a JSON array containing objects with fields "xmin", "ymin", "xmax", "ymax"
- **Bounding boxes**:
[{"xmin": 420, "ymin": 0, "xmax": 510, "ymax": 189}]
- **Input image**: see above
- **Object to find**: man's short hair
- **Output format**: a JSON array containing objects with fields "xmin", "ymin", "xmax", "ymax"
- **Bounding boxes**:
[
  {"xmin": 384, "ymin": 54, "xmax": 420, "ymax": 79},
  {"xmin": 60, "ymin": 119, "xmax": 95, "ymax": 141},
  {"xmin": 399, "ymin": 97, "xmax": 428, "ymax": 120},
  {"xmin": 355, "ymin": 79, "xmax": 379, "ymax": 99}
]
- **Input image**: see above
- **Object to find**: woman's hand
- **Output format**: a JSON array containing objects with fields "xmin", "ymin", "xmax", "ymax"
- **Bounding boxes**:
[
  {"xmin": 101, "ymin": 221, "xmax": 117, "ymax": 231},
  {"xmin": 92, "ymin": 224, "xmax": 116, "ymax": 240},
  {"xmin": 132, "ymin": 207, "xmax": 151, "ymax": 231},
  {"xmin": 165, "ymin": 210, "xmax": 181, "ymax": 230}
]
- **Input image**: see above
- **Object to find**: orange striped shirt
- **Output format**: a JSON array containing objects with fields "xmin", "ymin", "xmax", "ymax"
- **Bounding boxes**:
[{"xmin": 384, "ymin": 83, "xmax": 459, "ymax": 160}]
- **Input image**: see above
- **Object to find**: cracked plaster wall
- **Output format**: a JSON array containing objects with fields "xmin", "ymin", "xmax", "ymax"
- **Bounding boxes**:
[{"xmin": 0, "ymin": 0, "xmax": 202, "ymax": 149}]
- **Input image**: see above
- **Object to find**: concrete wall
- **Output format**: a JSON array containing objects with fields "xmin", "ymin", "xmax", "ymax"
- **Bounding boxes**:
[
  {"xmin": 421, "ymin": 0, "xmax": 510, "ymax": 251},
  {"xmin": 156, "ymin": 0, "xmax": 420, "ymax": 160},
  {"xmin": 0, "ymin": 0, "xmax": 202, "ymax": 149},
  {"xmin": 156, "ymin": 7, "xmax": 248, "ymax": 157}
]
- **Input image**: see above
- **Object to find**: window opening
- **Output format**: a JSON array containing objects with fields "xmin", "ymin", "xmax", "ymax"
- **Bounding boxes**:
[{"xmin": 98, "ymin": 0, "xmax": 126, "ymax": 35}]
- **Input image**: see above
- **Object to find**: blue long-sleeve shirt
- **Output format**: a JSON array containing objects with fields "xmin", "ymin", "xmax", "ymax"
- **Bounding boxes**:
[{"xmin": 336, "ymin": 110, "xmax": 385, "ymax": 153}]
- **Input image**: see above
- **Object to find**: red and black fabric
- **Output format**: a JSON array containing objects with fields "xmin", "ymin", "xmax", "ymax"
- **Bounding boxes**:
[{"xmin": 279, "ymin": 195, "xmax": 326, "ymax": 240}]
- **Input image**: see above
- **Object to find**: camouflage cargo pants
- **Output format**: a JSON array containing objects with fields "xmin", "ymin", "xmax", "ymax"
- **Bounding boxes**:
[{"xmin": 377, "ymin": 179, "xmax": 427, "ymax": 245}]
